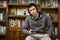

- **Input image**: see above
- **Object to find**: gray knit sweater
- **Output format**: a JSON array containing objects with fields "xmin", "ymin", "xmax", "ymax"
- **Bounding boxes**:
[{"xmin": 22, "ymin": 12, "xmax": 54, "ymax": 36}]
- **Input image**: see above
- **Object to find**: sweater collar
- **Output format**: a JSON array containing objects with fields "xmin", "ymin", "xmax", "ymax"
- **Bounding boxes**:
[{"xmin": 31, "ymin": 11, "xmax": 43, "ymax": 21}]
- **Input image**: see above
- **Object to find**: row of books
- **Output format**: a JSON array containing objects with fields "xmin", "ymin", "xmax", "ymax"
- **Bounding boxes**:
[
  {"xmin": 0, "ymin": 12, "xmax": 6, "ymax": 20},
  {"xmin": 8, "ymin": 0, "xmax": 58, "ymax": 7},
  {"xmin": 54, "ymin": 27, "xmax": 58, "ymax": 36},
  {"xmin": 0, "ymin": 0, "xmax": 6, "ymax": 7},
  {"xmin": 46, "ymin": 12, "xmax": 58, "ymax": 22},
  {"xmin": 0, "ymin": 25, "xmax": 6, "ymax": 34},
  {"xmin": 9, "ymin": 0, "xmax": 39, "ymax": 4},
  {"xmin": 9, "ymin": 19, "xmax": 24, "ymax": 27},
  {"xmin": 9, "ymin": 8, "xmax": 29, "ymax": 16},
  {"xmin": 40, "ymin": 0, "xmax": 58, "ymax": 7}
]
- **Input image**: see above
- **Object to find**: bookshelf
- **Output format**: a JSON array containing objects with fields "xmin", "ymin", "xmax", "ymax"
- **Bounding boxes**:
[
  {"xmin": 0, "ymin": 0, "xmax": 60, "ymax": 40},
  {"xmin": 0, "ymin": 0, "xmax": 7, "ymax": 40},
  {"xmin": 58, "ymin": 0, "xmax": 60, "ymax": 38}
]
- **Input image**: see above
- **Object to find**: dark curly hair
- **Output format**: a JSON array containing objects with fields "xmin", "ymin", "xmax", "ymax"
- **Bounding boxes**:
[{"xmin": 28, "ymin": 3, "xmax": 38, "ymax": 16}]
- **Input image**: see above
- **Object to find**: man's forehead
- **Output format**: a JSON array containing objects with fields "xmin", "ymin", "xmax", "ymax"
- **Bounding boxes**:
[{"xmin": 29, "ymin": 6, "xmax": 35, "ymax": 10}]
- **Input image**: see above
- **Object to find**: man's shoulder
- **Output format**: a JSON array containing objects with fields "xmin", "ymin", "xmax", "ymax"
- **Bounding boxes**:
[
  {"xmin": 38, "ymin": 11, "xmax": 46, "ymax": 15},
  {"xmin": 38, "ymin": 11, "xmax": 47, "ymax": 17},
  {"xmin": 25, "ymin": 15, "xmax": 31, "ymax": 20},
  {"xmin": 26, "ymin": 15, "xmax": 31, "ymax": 18}
]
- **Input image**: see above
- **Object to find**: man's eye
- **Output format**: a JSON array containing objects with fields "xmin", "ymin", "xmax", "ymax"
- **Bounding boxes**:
[
  {"xmin": 33, "ymin": 9, "xmax": 35, "ymax": 10},
  {"xmin": 30, "ymin": 10, "xmax": 32, "ymax": 11}
]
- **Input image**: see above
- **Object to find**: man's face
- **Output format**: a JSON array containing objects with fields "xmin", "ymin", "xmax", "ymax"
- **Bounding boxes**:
[{"xmin": 29, "ymin": 6, "xmax": 37, "ymax": 17}]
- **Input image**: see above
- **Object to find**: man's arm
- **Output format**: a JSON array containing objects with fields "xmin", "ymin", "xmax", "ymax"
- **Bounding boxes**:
[
  {"xmin": 22, "ymin": 17, "xmax": 29, "ymax": 34},
  {"xmin": 46, "ymin": 15, "xmax": 54, "ymax": 36}
]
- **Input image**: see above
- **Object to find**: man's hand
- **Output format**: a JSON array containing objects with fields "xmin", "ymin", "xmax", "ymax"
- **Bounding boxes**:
[
  {"xmin": 28, "ymin": 29, "xmax": 36, "ymax": 35},
  {"xmin": 42, "ymin": 34, "xmax": 49, "ymax": 38}
]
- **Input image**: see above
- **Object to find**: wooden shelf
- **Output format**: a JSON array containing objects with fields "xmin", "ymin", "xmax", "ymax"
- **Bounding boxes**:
[
  {"xmin": 52, "ymin": 20, "xmax": 58, "ymax": 23},
  {"xmin": 0, "ymin": 32, "xmax": 6, "ymax": 36},
  {"xmin": 8, "ymin": 4, "xmax": 28, "ymax": 6},
  {"xmin": 8, "ymin": 26, "xmax": 21, "ymax": 28},
  {"xmin": 0, "ymin": 6, "xmax": 6, "ymax": 9},
  {"xmin": 8, "ymin": 15, "xmax": 27, "ymax": 18},
  {"xmin": 8, "ymin": 27, "xmax": 22, "ymax": 31},
  {"xmin": 0, "ymin": 20, "xmax": 6, "ymax": 22},
  {"xmin": 41, "ymin": 7, "xmax": 58, "ymax": 10},
  {"xmin": 8, "ymin": 4, "xmax": 39, "ymax": 7},
  {"xmin": 52, "ymin": 21, "xmax": 57, "ymax": 23}
]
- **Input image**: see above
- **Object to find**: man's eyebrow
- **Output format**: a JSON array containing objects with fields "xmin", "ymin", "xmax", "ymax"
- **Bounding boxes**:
[{"xmin": 29, "ymin": 10, "xmax": 32, "ymax": 11}]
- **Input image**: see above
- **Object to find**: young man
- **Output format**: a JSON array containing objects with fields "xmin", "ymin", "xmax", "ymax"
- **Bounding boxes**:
[{"xmin": 22, "ymin": 3, "xmax": 54, "ymax": 40}]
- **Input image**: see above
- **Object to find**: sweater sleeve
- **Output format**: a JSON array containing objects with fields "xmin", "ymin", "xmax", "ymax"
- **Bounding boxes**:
[
  {"xmin": 22, "ymin": 16, "xmax": 30, "ymax": 34},
  {"xmin": 46, "ymin": 15, "xmax": 54, "ymax": 36}
]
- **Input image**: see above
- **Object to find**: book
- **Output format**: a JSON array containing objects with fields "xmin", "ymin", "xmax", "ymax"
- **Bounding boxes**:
[
  {"xmin": 9, "ymin": 19, "xmax": 17, "ymax": 27},
  {"xmin": 9, "ymin": 0, "xmax": 18, "ymax": 4},
  {"xmin": 10, "ymin": 8, "xmax": 16, "ymax": 15},
  {"xmin": 0, "ymin": 13, "xmax": 3, "ymax": 20},
  {"xmin": 17, "ymin": 8, "xmax": 24, "ymax": 15},
  {"xmin": 3, "ymin": 12, "xmax": 6, "ymax": 20},
  {"xmin": 28, "ymin": 0, "xmax": 35, "ymax": 4},
  {"xmin": 22, "ymin": 20, "xmax": 24, "ymax": 27},
  {"xmin": 17, "ymin": 19, "xmax": 20, "ymax": 27}
]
